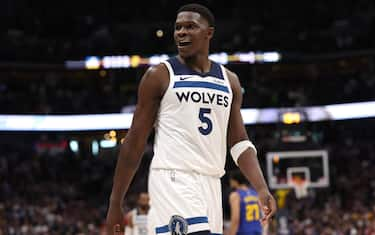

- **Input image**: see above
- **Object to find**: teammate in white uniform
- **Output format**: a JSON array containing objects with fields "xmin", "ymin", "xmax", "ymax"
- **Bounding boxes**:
[
  {"xmin": 107, "ymin": 4, "xmax": 277, "ymax": 235},
  {"xmin": 125, "ymin": 192, "xmax": 149, "ymax": 235}
]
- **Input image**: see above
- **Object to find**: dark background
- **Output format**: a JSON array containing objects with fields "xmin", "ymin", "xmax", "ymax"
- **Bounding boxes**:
[{"xmin": 1, "ymin": 1, "xmax": 375, "ymax": 234}]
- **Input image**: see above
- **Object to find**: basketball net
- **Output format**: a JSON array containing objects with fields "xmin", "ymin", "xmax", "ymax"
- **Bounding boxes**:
[{"xmin": 289, "ymin": 177, "xmax": 309, "ymax": 199}]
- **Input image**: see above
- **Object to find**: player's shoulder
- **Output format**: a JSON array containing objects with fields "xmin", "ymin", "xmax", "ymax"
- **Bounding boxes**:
[
  {"xmin": 229, "ymin": 190, "xmax": 241, "ymax": 201},
  {"xmin": 125, "ymin": 209, "xmax": 135, "ymax": 217},
  {"xmin": 222, "ymin": 66, "xmax": 240, "ymax": 85},
  {"xmin": 139, "ymin": 63, "xmax": 169, "ymax": 97},
  {"xmin": 222, "ymin": 66, "xmax": 241, "ymax": 93},
  {"xmin": 143, "ymin": 63, "xmax": 169, "ymax": 80},
  {"xmin": 222, "ymin": 66, "xmax": 239, "ymax": 80},
  {"xmin": 125, "ymin": 210, "xmax": 134, "ymax": 226}
]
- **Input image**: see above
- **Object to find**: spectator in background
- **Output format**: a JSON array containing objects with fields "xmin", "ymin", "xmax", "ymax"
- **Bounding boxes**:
[{"xmin": 125, "ymin": 192, "xmax": 150, "ymax": 235}]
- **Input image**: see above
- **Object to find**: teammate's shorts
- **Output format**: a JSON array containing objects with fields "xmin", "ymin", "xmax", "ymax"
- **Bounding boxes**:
[{"xmin": 148, "ymin": 169, "xmax": 223, "ymax": 235}]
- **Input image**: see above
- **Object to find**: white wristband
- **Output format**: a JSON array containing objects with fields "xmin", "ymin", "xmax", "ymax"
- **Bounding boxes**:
[{"xmin": 230, "ymin": 140, "xmax": 257, "ymax": 166}]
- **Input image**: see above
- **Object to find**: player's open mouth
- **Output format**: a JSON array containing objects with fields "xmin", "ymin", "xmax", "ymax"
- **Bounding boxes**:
[{"xmin": 178, "ymin": 41, "xmax": 192, "ymax": 47}]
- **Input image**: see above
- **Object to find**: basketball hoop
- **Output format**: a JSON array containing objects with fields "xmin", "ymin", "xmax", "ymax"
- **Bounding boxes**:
[
  {"xmin": 289, "ymin": 178, "xmax": 309, "ymax": 199},
  {"xmin": 286, "ymin": 167, "xmax": 310, "ymax": 199}
]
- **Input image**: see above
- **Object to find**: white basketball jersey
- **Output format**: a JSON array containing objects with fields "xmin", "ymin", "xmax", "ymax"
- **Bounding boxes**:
[
  {"xmin": 126, "ymin": 209, "xmax": 148, "ymax": 235},
  {"xmin": 151, "ymin": 57, "xmax": 233, "ymax": 177}
]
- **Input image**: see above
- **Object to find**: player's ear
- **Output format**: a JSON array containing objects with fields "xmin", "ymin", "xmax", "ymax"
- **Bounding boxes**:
[{"xmin": 207, "ymin": 27, "xmax": 214, "ymax": 40}]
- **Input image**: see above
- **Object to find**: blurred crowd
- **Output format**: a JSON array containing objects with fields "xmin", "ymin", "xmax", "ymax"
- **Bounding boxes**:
[
  {"xmin": 278, "ymin": 140, "xmax": 375, "ymax": 235},
  {"xmin": 0, "ymin": 135, "xmax": 152, "ymax": 235},
  {"xmin": 0, "ymin": 70, "xmax": 139, "ymax": 114},
  {"xmin": 1, "ymin": 56, "xmax": 374, "ymax": 114},
  {"xmin": 0, "ymin": 119, "xmax": 375, "ymax": 234},
  {"xmin": 0, "ymin": 145, "xmax": 110, "ymax": 234},
  {"xmin": 2, "ymin": 2, "xmax": 375, "ymax": 233},
  {"xmin": 1, "ymin": 0, "xmax": 375, "ymax": 61},
  {"xmin": 235, "ymin": 58, "xmax": 375, "ymax": 108}
]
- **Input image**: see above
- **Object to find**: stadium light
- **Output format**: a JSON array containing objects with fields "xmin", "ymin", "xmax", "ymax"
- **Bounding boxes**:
[
  {"xmin": 0, "ymin": 101, "xmax": 374, "ymax": 131},
  {"xmin": 66, "ymin": 51, "xmax": 282, "ymax": 70}
]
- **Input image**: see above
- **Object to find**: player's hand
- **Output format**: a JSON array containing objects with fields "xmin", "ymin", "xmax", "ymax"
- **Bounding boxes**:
[
  {"xmin": 106, "ymin": 201, "xmax": 125, "ymax": 235},
  {"xmin": 114, "ymin": 224, "xmax": 123, "ymax": 235},
  {"xmin": 258, "ymin": 189, "xmax": 277, "ymax": 225}
]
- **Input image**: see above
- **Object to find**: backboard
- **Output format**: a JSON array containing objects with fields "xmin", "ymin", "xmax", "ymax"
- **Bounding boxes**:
[{"xmin": 266, "ymin": 150, "xmax": 329, "ymax": 189}]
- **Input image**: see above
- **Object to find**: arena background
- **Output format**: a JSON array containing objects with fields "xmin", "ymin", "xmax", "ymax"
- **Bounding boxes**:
[{"xmin": 1, "ymin": 0, "xmax": 375, "ymax": 234}]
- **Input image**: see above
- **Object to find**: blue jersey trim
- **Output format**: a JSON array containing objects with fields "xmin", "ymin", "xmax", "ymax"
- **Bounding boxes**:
[
  {"xmin": 155, "ymin": 225, "xmax": 169, "ymax": 234},
  {"xmin": 186, "ymin": 216, "xmax": 209, "ymax": 224},
  {"xmin": 155, "ymin": 216, "xmax": 208, "ymax": 234},
  {"xmin": 168, "ymin": 57, "xmax": 224, "ymax": 79},
  {"xmin": 174, "ymin": 81, "xmax": 229, "ymax": 93}
]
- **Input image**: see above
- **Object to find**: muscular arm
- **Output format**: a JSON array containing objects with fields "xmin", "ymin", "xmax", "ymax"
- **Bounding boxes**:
[
  {"xmin": 228, "ymin": 192, "xmax": 241, "ymax": 235},
  {"xmin": 106, "ymin": 64, "xmax": 169, "ymax": 234},
  {"xmin": 226, "ymin": 70, "xmax": 277, "ymax": 223}
]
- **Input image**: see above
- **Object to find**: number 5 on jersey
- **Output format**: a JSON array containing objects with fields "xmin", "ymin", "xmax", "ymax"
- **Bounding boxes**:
[{"xmin": 198, "ymin": 108, "xmax": 212, "ymax": 135}]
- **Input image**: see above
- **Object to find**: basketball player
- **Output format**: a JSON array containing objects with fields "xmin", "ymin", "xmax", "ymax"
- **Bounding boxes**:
[
  {"xmin": 228, "ymin": 170, "xmax": 263, "ymax": 235},
  {"xmin": 106, "ymin": 3, "xmax": 277, "ymax": 235},
  {"xmin": 125, "ymin": 192, "xmax": 150, "ymax": 235}
]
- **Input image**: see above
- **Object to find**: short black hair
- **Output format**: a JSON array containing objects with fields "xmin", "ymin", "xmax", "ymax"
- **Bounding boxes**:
[
  {"xmin": 229, "ymin": 170, "xmax": 248, "ymax": 185},
  {"xmin": 177, "ymin": 3, "xmax": 215, "ymax": 27}
]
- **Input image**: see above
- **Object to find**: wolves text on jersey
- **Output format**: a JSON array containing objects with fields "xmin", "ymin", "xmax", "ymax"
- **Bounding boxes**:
[{"xmin": 175, "ymin": 91, "xmax": 229, "ymax": 107}]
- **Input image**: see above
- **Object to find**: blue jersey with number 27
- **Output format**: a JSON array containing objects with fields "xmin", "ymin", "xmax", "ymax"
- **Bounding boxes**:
[{"xmin": 237, "ymin": 188, "xmax": 262, "ymax": 235}]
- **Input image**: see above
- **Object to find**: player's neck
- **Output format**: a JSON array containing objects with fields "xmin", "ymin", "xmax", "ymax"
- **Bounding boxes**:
[
  {"xmin": 178, "ymin": 54, "xmax": 211, "ymax": 74},
  {"xmin": 137, "ymin": 207, "xmax": 148, "ymax": 215}
]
